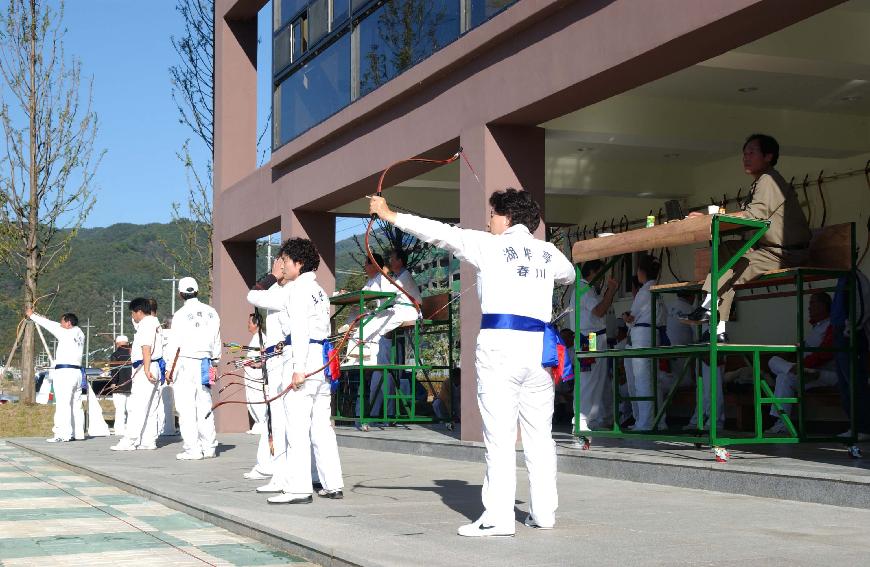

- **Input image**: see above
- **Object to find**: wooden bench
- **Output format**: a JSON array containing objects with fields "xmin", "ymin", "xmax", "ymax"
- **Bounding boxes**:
[{"xmin": 651, "ymin": 222, "xmax": 854, "ymax": 297}]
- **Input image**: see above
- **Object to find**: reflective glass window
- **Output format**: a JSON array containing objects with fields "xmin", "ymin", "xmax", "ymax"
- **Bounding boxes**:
[
  {"xmin": 292, "ymin": 17, "xmax": 306, "ymax": 61},
  {"xmin": 277, "ymin": 33, "xmax": 351, "ymax": 145},
  {"xmin": 468, "ymin": 0, "xmax": 516, "ymax": 28},
  {"xmin": 273, "ymin": 26, "xmax": 292, "ymax": 74},
  {"xmin": 277, "ymin": 0, "xmax": 309, "ymax": 29},
  {"xmin": 333, "ymin": 0, "xmax": 350, "ymax": 25},
  {"xmin": 308, "ymin": 0, "xmax": 329, "ymax": 45},
  {"xmin": 358, "ymin": 0, "xmax": 460, "ymax": 97}
]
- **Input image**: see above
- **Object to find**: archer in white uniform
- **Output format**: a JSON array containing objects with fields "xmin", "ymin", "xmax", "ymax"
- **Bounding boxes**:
[
  {"xmin": 244, "ymin": 313, "xmax": 268, "ymax": 435},
  {"xmin": 622, "ymin": 255, "xmax": 667, "ymax": 431},
  {"xmin": 253, "ymin": 238, "xmax": 344, "ymax": 504},
  {"xmin": 576, "ymin": 260, "xmax": 618, "ymax": 431},
  {"xmin": 169, "ymin": 277, "xmax": 221, "ymax": 460},
  {"xmin": 371, "ymin": 188, "xmax": 575, "ymax": 537},
  {"xmin": 767, "ymin": 292, "xmax": 837, "ymax": 434},
  {"xmin": 111, "ymin": 298, "xmax": 164, "ymax": 451},
  {"xmin": 26, "ymin": 308, "xmax": 85, "ymax": 443},
  {"xmin": 247, "ymin": 275, "xmax": 293, "ymax": 488}
]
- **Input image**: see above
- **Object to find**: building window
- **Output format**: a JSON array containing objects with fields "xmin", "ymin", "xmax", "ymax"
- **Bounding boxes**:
[
  {"xmin": 276, "ymin": 0, "xmax": 309, "ymax": 30},
  {"xmin": 308, "ymin": 0, "xmax": 330, "ymax": 46},
  {"xmin": 274, "ymin": 26, "xmax": 292, "ymax": 74},
  {"xmin": 467, "ymin": 0, "xmax": 514, "ymax": 29},
  {"xmin": 272, "ymin": 0, "xmax": 517, "ymax": 148},
  {"xmin": 358, "ymin": 0, "xmax": 461, "ymax": 98},
  {"xmin": 276, "ymin": 32, "xmax": 352, "ymax": 145}
]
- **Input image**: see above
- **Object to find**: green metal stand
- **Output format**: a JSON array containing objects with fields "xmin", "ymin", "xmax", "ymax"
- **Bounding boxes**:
[
  {"xmin": 330, "ymin": 290, "xmax": 454, "ymax": 425},
  {"xmin": 573, "ymin": 215, "xmax": 858, "ymax": 455}
]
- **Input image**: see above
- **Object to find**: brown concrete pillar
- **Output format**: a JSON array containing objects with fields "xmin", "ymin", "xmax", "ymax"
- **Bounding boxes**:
[
  {"xmin": 213, "ymin": 7, "xmax": 258, "ymax": 433},
  {"xmin": 281, "ymin": 210, "xmax": 337, "ymax": 295},
  {"xmin": 213, "ymin": 240, "xmax": 257, "ymax": 433},
  {"xmin": 458, "ymin": 124, "xmax": 545, "ymax": 442}
]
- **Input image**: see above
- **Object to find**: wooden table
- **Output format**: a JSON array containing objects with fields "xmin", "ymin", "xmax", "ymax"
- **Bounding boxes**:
[{"xmin": 571, "ymin": 214, "xmax": 756, "ymax": 263}]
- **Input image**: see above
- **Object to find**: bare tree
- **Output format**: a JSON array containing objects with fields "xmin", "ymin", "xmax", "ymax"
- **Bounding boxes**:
[
  {"xmin": 0, "ymin": 0, "xmax": 101, "ymax": 403},
  {"xmin": 164, "ymin": 0, "xmax": 214, "ymax": 299}
]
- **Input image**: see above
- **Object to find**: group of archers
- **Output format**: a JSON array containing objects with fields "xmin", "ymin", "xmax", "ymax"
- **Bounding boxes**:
[{"xmin": 24, "ymin": 133, "xmax": 870, "ymax": 537}]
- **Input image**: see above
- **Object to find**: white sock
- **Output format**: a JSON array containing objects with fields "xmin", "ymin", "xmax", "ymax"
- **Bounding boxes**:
[
  {"xmin": 700, "ymin": 295, "xmax": 712, "ymax": 310},
  {"xmin": 716, "ymin": 321, "xmax": 726, "ymax": 335}
]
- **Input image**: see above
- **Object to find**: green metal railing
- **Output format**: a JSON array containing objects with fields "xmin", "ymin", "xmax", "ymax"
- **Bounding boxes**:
[
  {"xmin": 330, "ymin": 290, "xmax": 454, "ymax": 425},
  {"xmin": 573, "ymin": 215, "xmax": 858, "ymax": 450}
]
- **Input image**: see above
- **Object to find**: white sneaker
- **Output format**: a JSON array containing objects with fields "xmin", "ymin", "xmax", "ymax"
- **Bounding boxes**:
[
  {"xmin": 524, "ymin": 514, "xmax": 554, "ymax": 530},
  {"xmin": 243, "ymin": 469, "xmax": 271, "ymax": 480},
  {"xmin": 765, "ymin": 420, "xmax": 789, "ymax": 435},
  {"xmin": 267, "ymin": 492, "xmax": 313, "ymax": 505},
  {"xmin": 176, "ymin": 451, "xmax": 203, "ymax": 460},
  {"xmin": 110, "ymin": 440, "xmax": 136, "ymax": 451},
  {"xmin": 45, "ymin": 437, "xmax": 71, "ymax": 443},
  {"xmin": 202, "ymin": 450, "xmax": 216, "ymax": 459},
  {"xmin": 457, "ymin": 519, "xmax": 515, "ymax": 538},
  {"xmin": 256, "ymin": 482, "xmax": 283, "ymax": 493},
  {"xmin": 137, "ymin": 444, "xmax": 157, "ymax": 451}
]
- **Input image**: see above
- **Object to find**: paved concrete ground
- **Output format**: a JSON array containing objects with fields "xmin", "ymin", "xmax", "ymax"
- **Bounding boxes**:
[
  {"xmin": 0, "ymin": 441, "xmax": 316, "ymax": 566},
  {"xmin": 11, "ymin": 433, "xmax": 870, "ymax": 567}
]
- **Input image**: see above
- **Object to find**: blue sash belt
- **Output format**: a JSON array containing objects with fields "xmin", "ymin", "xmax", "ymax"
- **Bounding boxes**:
[
  {"xmin": 132, "ymin": 358, "xmax": 167, "ymax": 384},
  {"xmin": 55, "ymin": 364, "xmax": 87, "ymax": 392},
  {"xmin": 265, "ymin": 335, "xmax": 337, "ymax": 389},
  {"xmin": 480, "ymin": 314, "xmax": 574, "ymax": 381}
]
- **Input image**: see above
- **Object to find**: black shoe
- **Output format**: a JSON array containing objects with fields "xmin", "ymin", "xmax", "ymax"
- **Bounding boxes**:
[
  {"xmin": 700, "ymin": 330, "xmax": 729, "ymax": 343},
  {"xmin": 317, "ymin": 488, "xmax": 344, "ymax": 499},
  {"xmin": 680, "ymin": 306, "xmax": 710, "ymax": 325}
]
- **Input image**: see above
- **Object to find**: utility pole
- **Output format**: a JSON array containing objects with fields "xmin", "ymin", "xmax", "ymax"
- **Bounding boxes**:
[
  {"xmin": 107, "ymin": 294, "xmax": 117, "ymax": 338},
  {"xmin": 81, "ymin": 318, "xmax": 94, "ymax": 367},
  {"xmin": 265, "ymin": 236, "xmax": 273, "ymax": 269},
  {"xmin": 119, "ymin": 288, "xmax": 128, "ymax": 336},
  {"xmin": 162, "ymin": 265, "xmax": 179, "ymax": 314}
]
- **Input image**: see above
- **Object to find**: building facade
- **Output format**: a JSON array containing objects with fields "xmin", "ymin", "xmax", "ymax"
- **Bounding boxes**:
[{"xmin": 214, "ymin": 0, "xmax": 863, "ymax": 438}]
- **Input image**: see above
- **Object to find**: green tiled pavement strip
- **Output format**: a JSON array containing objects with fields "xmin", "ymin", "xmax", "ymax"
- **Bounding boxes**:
[{"xmin": 0, "ymin": 441, "xmax": 316, "ymax": 566}]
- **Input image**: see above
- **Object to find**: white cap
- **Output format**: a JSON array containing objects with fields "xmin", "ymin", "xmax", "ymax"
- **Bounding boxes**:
[
  {"xmin": 178, "ymin": 277, "xmax": 198, "ymax": 294},
  {"xmin": 115, "ymin": 335, "xmax": 129, "ymax": 344}
]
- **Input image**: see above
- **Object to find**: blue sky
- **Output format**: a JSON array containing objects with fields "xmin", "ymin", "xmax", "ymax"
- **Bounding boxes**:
[
  {"xmin": 58, "ymin": 1, "xmax": 366, "ymax": 239},
  {"xmin": 61, "ymin": 0, "xmax": 272, "ymax": 228}
]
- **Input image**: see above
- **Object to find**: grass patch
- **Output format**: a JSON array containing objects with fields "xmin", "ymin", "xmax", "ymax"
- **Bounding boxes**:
[{"xmin": 0, "ymin": 403, "xmax": 54, "ymax": 438}]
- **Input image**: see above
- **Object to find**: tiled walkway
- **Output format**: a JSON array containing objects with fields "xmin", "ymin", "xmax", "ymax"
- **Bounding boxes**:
[{"xmin": 0, "ymin": 442, "xmax": 316, "ymax": 566}]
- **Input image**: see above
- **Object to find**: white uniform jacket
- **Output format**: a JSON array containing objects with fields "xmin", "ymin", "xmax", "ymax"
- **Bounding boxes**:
[
  {"xmin": 393, "ymin": 214, "xmax": 575, "ymax": 322},
  {"xmin": 29, "ymin": 314, "xmax": 84, "ymax": 366},
  {"xmin": 170, "ymin": 298, "xmax": 222, "ymax": 361},
  {"xmin": 577, "ymin": 278, "xmax": 607, "ymax": 335},
  {"xmin": 131, "ymin": 315, "xmax": 164, "ymax": 363}
]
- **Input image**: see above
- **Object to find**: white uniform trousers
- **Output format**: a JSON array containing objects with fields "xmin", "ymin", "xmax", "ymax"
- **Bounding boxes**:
[
  {"xmin": 50, "ymin": 368, "xmax": 81, "ymax": 441},
  {"xmin": 255, "ymin": 356, "xmax": 286, "ymax": 477},
  {"xmin": 112, "ymin": 393, "xmax": 129, "ymax": 436},
  {"xmin": 174, "ymin": 358, "xmax": 217, "ymax": 456},
  {"xmin": 476, "ymin": 331, "xmax": 557, "ymax": 528},
  {"xmin": 577, "ymin": 358, "xmax": 608, "ymax": 431},
  {"xmin": 368, "ymin": 337, "xmax": 394, "ymax": 418},
  {"xmin": 245, "ymin": 369, "xmax": 268, "ymax": 430},
  {"xmin": 628, "ymin": 327, "xmax": 656, "ymax": 430},
  {"xmin": 253, "ymin": 357, "xmax": 285, "ymax": 476},
  {"xmin": 769, "ymin": 356, "xmax": 837, "ymax": 418},
  {"xmin": 281, "ymin": 353, "xmax": 344, "ymax": 495},
  {"xmin": 123, "ymin": 363, "xmax": 161, "ymax": 448},
  {"xmin": 73, "ymin": 383, "xmax": 86, "ymax": 440},
  {"xmin": 688, "ymin": 362, "xmax": 725, "ymax": 428}
]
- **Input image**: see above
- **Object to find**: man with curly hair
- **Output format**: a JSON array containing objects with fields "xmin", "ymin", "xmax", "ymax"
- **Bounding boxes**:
[
  {"xmin": 248, "ymin": 237, "xmax": 344, "ymax": 504},
  {"xmin": 370, "ymin": 188, "xmax": 575, "ymax": 537}
]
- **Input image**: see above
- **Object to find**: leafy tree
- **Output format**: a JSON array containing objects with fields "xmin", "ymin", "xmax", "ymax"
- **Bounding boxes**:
[{"xmin": 0, "ymin": 0, "xmax": 102, "ymax": 403}]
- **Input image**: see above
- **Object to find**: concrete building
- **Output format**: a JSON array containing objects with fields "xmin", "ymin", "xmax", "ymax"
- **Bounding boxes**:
[{"xmin": 214, "ymin": 0, "xmax": 870, "ymax": 438}]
